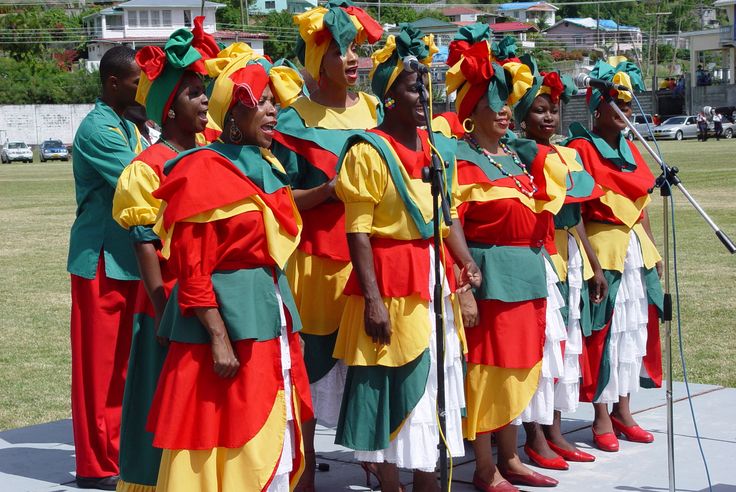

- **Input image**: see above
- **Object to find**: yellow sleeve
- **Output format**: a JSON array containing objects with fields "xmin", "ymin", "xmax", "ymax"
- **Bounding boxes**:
[
  {"xmin": 112, "ymin": 160, "xmax": 162, "ymax": 229},
  {"xmin": 335, "ymin": 142, "xmax": 387, "ymax": 234}
]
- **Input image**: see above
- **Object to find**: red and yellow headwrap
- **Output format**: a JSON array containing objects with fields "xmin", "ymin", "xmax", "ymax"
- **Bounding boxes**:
[
  {"xmin": 445, "ymin": 24, "xmax": 508, "ymax": 122},
  {"xmin": 205, "ymin": 43, "xmax": 303, "ymax": 131},
  {"xmin": 294, "ymin": 0, "xmax": 382, "ymax": 82},
  {"xmin": 135, "ymin": 16, "xmax": 220, "ymax": 126}
]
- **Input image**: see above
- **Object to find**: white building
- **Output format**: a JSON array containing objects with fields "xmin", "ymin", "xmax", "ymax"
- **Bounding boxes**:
[
  {"xmin": 495, "ymin": 2, "xmax": 557, "ymax": 29},
  {"xmin": 250, "ymin": 0, "xmax": 317, "ymax": 15},
  {"xmin": 83, "ymin": 0, "xmax": 267, "ymax": 68}
]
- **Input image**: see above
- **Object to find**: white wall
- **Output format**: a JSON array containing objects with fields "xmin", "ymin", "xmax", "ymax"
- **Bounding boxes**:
[{"xmin": 0, "ymin": 104, "xmax": 95, "ymax": 146}]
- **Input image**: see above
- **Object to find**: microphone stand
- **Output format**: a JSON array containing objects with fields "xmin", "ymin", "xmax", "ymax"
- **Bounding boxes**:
[
  {"xmin": 602, "ymin": 92, "xmax": 736, "ymax": 492},
  {"xmin": 417, "ymin": 72, "xmax": 453, "ymax": 492}
]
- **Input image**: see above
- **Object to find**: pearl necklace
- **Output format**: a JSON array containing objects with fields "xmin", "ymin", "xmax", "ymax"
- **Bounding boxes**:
[{"xmin": 464, "ymin": 134, "xmax": 538, "ymax": 198}]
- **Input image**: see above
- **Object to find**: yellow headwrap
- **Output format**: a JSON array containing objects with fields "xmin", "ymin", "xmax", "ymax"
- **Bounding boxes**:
[
  {"xmin": 205, "ymin": 43, "xmax": 303, "ymax": 131},
  {"xmin": 294, "ymin": 0, "xmax": 382, "ymax": 82}
]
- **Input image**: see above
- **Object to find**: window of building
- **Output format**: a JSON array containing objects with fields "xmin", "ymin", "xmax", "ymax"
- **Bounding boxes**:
[
  {"xmin": 139, "ymin": 10, "xmax": 149, "ymax": 27},
  {"xmin": 151, "ymin": 10, "xmax": 160, "ymax": 27},
  {"xmin": 183, "ymin": 9, "xmax": 192, "ymax": 27},
  {"xmin": 162, "ymin": 10, "xmax": 172, "ymax": 26},
  {"xmin": 107, "ymin": 15, "xmax": 123, "ymax": 30},
  {"xmin": 128, "ymin": 10, "xmax": 137, "ymax": 27},
  {"xmin": 574, "ymin": 35, "xmax": 584, "ymax": 46},
  {"xmin": 265, "ymin": 1, "xmax": 276, "ymax": 8}
]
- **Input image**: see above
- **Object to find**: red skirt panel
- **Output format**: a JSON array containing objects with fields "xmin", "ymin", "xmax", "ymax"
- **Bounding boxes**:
[
  {"xmin": 460, "ymin": 199, "xmax": 550, "ymax": 249},
  {"xmin": 466, "ymin": 298, "xmax": 546, "ymax": 369},
  {"xmin": 147, "ymin": 327, "xmax": 313, "ymax": 450},
  {"xmin": 298, "ymin": 201, "xmax": 351, "ymax": 261},
  {"xmin": 343, "ymin": 237, "xmax": 456, "ymax": 300}
]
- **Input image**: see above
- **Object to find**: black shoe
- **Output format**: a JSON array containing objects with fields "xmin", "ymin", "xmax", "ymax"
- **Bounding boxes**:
[{"xmin": 76, "ymin": 475, "xmax": 119, "ymax": 490}]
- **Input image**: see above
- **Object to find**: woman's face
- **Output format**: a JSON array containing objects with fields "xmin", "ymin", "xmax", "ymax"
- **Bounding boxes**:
[
  {"xmin": 597, "ymin": 98, "xmax": 632, "ymax": 133},
  {"xmin": 320, "ymin": 39, "xmax": 359, "ymax": 88},
  {"xmin": 386, "ymin": 70, "xmax": 428, "ymax": 128},
  {"xmin": 471, "ymin": 95, "xmax": 511, "ymax": 141},
  {"xmin": 232, "ymin": 85, "xmax": 277, "ymax": 148},
  {"xmin": 170, "ymin": 71, "xmax": 209, "ymax": 134},
  {"xmin": 524, "ymin": 94, "xmax": 558, "ymax": 143}
]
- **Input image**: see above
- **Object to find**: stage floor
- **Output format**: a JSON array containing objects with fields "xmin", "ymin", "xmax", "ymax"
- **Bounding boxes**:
[{"xmin": 1, "ymin": 382, "xmax": 734, "ymax": 491}]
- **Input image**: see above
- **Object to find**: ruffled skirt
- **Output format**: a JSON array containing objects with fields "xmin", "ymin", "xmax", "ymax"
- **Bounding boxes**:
[
  {"xmin": 518, "ymin": 258, "xmax": 566, "ymax": 425},
  {"xmin": 347, "ymin": 246, "xmax": 465, "ymax": 471},
  {"xmin": 595, "ymin": 232, "xmax": 650, "ymax": 404},
  {"xmin": 555, "ymin": 234, "xmax": 584, "ymax": 413}
]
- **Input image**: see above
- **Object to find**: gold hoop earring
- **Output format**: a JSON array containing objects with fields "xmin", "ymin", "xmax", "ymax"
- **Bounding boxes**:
[
  {"xmin": 167, "ymin": 109, "xmax": 176, "ymax": 120},
  {"xmin": 462, "ymin": 118, "xmax": 475, "ymax": 133},
  {"xmin": 228, "ymin": 118, "xmax": 243, "ymax": 144},
  {"xmin": 594, "ymin": 111, "xmax": 601, "ymax": 119}
]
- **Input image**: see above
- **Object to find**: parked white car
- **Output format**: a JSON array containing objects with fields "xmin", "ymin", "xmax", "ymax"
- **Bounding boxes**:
[{"xmin": 1, "ymin": 142, "xmax": 33, "ymax": 163}]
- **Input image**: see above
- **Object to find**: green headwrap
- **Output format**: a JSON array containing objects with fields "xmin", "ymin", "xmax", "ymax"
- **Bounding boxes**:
[
  {"xmin": 587, "ymin": 57, "xmax": 645, "ymax": 112},
  {"xmin": 370, "ymin": 24, "xmax": 438, "ymax": 97}
]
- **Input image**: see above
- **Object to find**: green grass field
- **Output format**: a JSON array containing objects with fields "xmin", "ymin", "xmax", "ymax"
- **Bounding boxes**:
[{"xmin": 0, "ymin": 140, "xmax": 734, "ymax": 431}]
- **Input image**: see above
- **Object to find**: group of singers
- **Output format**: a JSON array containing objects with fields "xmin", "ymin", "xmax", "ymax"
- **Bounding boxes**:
[{"xmin": 68, "ymin": 1, "xmax": 664, "ymax": 491}]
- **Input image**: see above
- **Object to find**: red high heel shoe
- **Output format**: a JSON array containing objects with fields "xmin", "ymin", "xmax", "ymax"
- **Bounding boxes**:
[
  {"xmin": 472, "ymin": 472, "xmax": 519, "ymax": 492},
  {"xmin": 523, "ymin": 445, "xmax": 569, "ymax": 470},
  {"xmin": 546, "ymin": 440, "xmax": 596, "ymax": 462},
  {"xmin": 610, "ymin": 414, "xmax": 654, "ymax": 443},
  {"xmin": 592, "ymin": 428, "xmax": 619, "ymax": 452},
  {"xmin": 500, "ymin": 469, "xmax": 559, "ymax": 487}
]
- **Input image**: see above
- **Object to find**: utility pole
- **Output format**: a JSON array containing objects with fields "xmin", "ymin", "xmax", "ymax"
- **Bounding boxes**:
[
  {"xmin": 596, "ymin": 2, "xmax": 600, "ymax": 48},
  {"xmin": 240, "ymin": 0, "xmax": 245, "ymax": 28},
  {"xmin": 646, "ymin": 8, "xmax": 672, "ymax": 113}
]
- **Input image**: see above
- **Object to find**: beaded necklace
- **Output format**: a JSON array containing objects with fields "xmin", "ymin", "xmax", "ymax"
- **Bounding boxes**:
[
  {"xmin": 464, "ymin": 134, "xmax": 538, "ymax": 198},
  {"xmin": 158, "ymin": 138, "xmax": 182, "ymax": 154}
]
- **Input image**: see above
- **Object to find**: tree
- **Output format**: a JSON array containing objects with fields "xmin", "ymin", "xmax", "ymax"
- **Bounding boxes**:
[
  {"xmin": 0, "ymin": 57, "xmax": 99, "ymax": 104},
  {"xmin": 0, "ymin": 7, "xmax": 86, "ymax": 61},
  {"xmin": 260, "ymin": 10, "xmax": 298, "ymax": 61}
]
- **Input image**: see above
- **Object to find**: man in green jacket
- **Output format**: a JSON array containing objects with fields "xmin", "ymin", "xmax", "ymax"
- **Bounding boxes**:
[{"xmin": 68, "ymin": 45, "xmax": 144, "ymax": 491}]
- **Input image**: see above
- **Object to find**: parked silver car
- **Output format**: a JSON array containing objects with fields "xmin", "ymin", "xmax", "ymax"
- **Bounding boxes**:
[
  {"xmin": 651, "ymin": 115, "xmax": 734, "ymax": 140},
  {"xmin": 1, "ymin": 141, "xmax": 33, "ymax": 163},
  {"xmin": 651, "ymin": 116, "xmax": 700, "ymax": 140},
  {"xmin": 624, "ymin": 113, "xmax": 654, "ymax": 140}
]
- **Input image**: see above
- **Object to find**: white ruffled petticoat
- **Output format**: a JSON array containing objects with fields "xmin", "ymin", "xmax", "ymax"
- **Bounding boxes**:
[
  {"xmin": 518, "ymin": 257, "xmax": 567, "ymax": 426},
  {"xmin": 555, "ymin": 234, "xmax": 584, "ymax": 413},
  {"xmin": 354, "ymin": 246, "xmax": 466, "ymax": 472},
  {"xmin": 594, "ymin": 231, "xmax": 650, "ymax": 404},
  {"xmin": 310, "ymin": 360, "xmax": 347, "ymax": 428},
  {"xmin": 267, "ymin": 286, "xmax": 296, "ymax": 492}
]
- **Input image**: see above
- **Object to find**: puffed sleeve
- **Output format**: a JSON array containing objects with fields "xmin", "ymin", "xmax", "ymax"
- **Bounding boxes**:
[
  {"xmin": 335, "ymin": 142, "xmax": 388, "ymax": 234},
  {"xmin": 168, "ymin": 221, "xmax": 220, "ymax": 315},
  {"xmin": 112, "ymin": 160, "xmax": 162, "ymax": 243}
]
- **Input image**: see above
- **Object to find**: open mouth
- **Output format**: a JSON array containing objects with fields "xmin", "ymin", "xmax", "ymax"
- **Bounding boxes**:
[
  {"xmin": 345, "ymin": 67, "xmax": 358, "ymax": 80},
  {"xmin": 260, "ymin": 121, "xmax": 276, "ymax": 135},
  {"xmin": 198, "ymin": 111, "xmax": 208, "ymax": 124}
]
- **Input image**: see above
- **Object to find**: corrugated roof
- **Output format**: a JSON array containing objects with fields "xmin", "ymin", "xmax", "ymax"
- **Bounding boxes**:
[
  {"xmin": 560, "ymin": 17, "xmax": 640, "ymax": 32},
  {"xmin": 497, "ymin": 2, "xmax": 556, "ymax": 12},
  {"xmin": 442, "ymin": 7, "xmax": 484, "ymax": 16},
  {"xmin": 490, "ymin": 21, "xmax": 538, "ymax": 32},
  {"xmin": 117, "ymin": 0, "xmax": 225, "ymax": 8}
]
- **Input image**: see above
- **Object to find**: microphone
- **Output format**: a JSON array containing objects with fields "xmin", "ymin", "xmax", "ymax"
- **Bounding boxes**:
[
  {"xmin": 575, "ymin": 73, "xmax": 630, "ymax": 92},
  {"xmin": 403, "ymin": 56, "xmax": 429, "ymax": 74}
]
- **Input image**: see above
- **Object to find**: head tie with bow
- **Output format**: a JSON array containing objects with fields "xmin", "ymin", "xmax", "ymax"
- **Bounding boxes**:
[
  {"xmin": 370, "ymin": 24, "xmax": 437, "ymax": 98},
  {"xmin": 294, "ymin": 0, "xmax": 382, "ymax": 82},
  {"xmin": 586, "ymin": 56, "xmax": 645, "ymax": 113},
  {"xmin": 205, "ymin": 43, "xmax": 303, "ymax": 131},
  {"xmin": 135, "ymin": 16, "xmax": 221, "ymax": 126}
]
